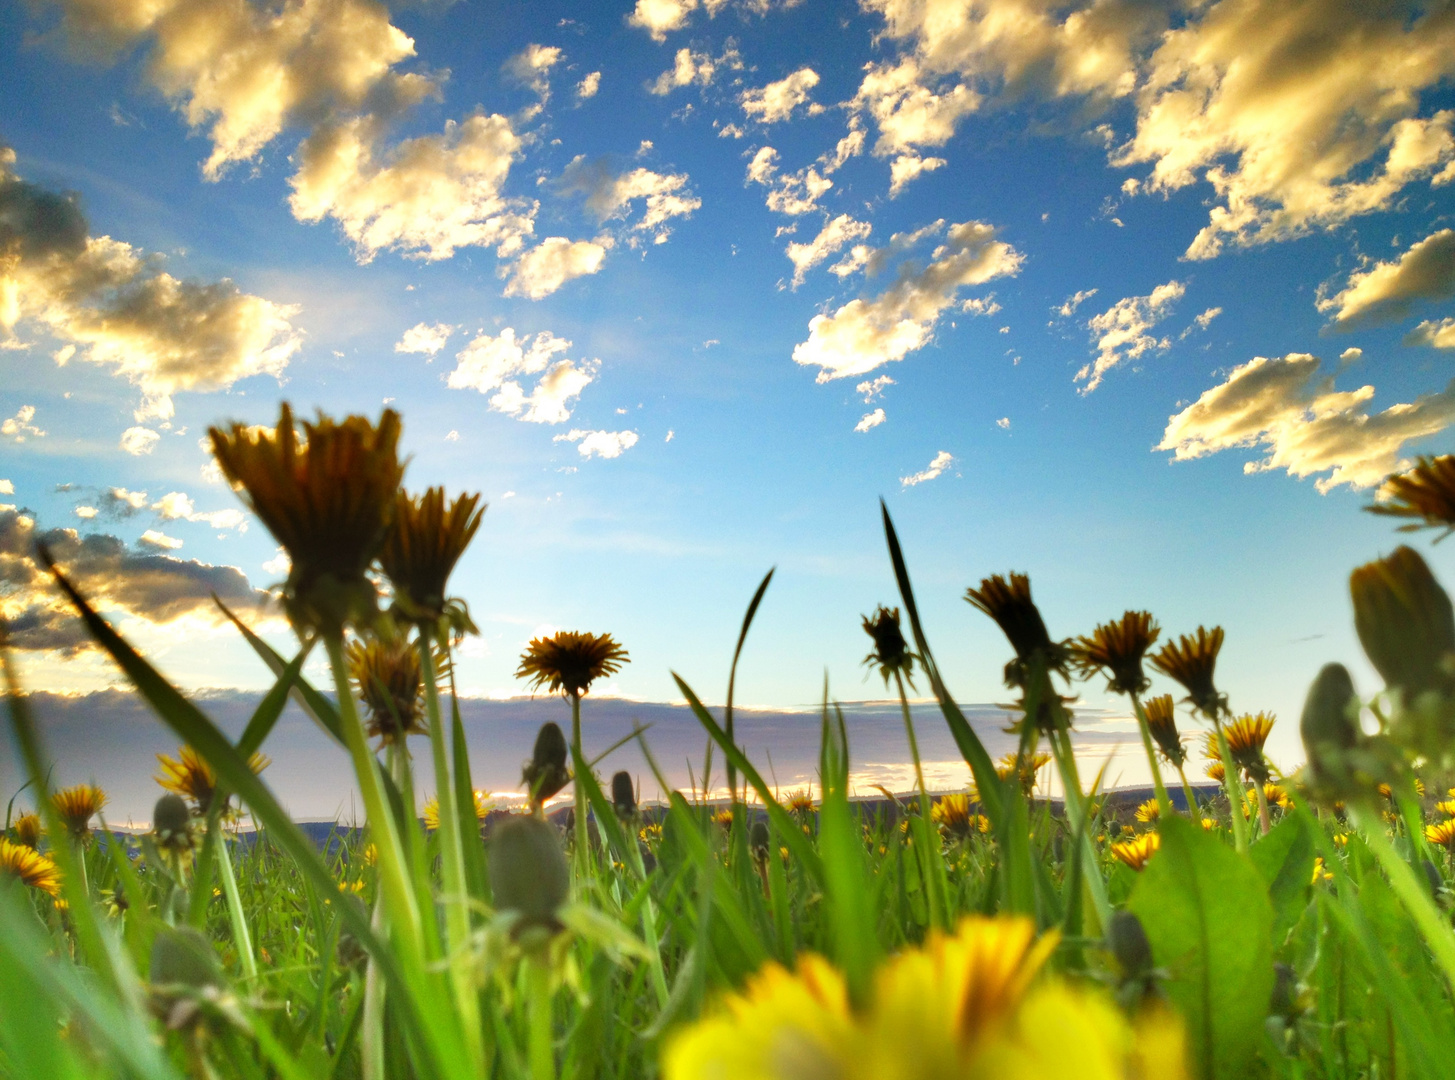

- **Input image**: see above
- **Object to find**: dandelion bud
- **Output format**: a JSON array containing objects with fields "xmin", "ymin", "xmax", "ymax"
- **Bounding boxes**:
[
  {"xmin": 1351, "ymin": 546, "xmax": 1455, "ymax": 698},
  {"xmin": 611, "ymin": 771, "xmax": 637, "ymax": 819},
  {"xmin": 149, "ymin": 925, "xmax": 225, "ymax": 991},
  {"xmin": 489, "ymin": 815, "xmax": 569, "ymax": 930},
  {"xmin": 1106, "ymin": 910, "xmax": 1152, "ymax": 977},
  {"xmin": 750, "ymin": 820, "xmax": 770, "ymax": 858},
  {"xmin": 152, "ymin": 794, "xmax": 193, "ymax": 849},
  {"xmin": 523, "ymin": 722, "xmax": 571, "ymax": 804}
]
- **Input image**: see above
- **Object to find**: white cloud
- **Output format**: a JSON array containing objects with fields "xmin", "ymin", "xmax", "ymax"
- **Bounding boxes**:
[
  {"xmin": 793, "ymin": 220, "xmax": 1023, "ymax": 382},
  {"xmin": 1194, "ymin": 306, "xmax": 1222, "ymax": 330},
  {"xmin": 262, "ymin": 547, "xmax": 290, "ymax": 576},
  {"xmin": 785, "ymin": 215, "xmax": 872, "ymax": 289},
  {"xmin": 745, "ymin": 148, "xmax": 835, "ymax": 216},
  {"xmin": 560, "ymin": 157, "xmax": 702, "ymax": 240},
  {"xmin": 138, "ymin": 529, "xmax": 183, "ymax": 551},
  {"xmin": 855, "ymin": 408, "xmax": 887, "ymax": 432},
  {"xmin": 627, "ymin": 0, "xmax": 701, "ymax": 41},
  {"xmin": 503, "ymin": 44, "xmax": 562, "ymax": 118},
  {"xmin": 1077, "ymin": 280, "xmax": 1185, "ymax": 394},
  {"xmin": 853, "ymin": 57, "xmax": 979, "ymax": 157},
  {"xmin": 0, "ymin": 480, "xmax": 12, "ymax": 495},
  {"xmin": 1, "ymin": 405, "xmax": 45, "ymax": 442},
  {"xmin": 1319, "ymin": 230, "xmax": 1455, "ymax": 329},
  {"xmin": 960, "ymin": 296, "xmax": 1001, "ymax": 317},
  {"xmin": 857, "ymin": 375, "xmax": 895, "ymax": 402},
  {"xmin": 394, "ymin": 321, "xmax": 455, "ymax": 356},
  {"xmin": 741, "ymin": 68, "xmax": 823, "ymax": 124},
  {"xmin": 718, "ymin": 123, "xmax": 745, "ymax": 139},
  {"xmin": 106, "ymin": 488, "xmax": 150, "ymax": 513},
  {"xmin": 152, "ymin": 490, "xmax": 249, "ymax": 532},
  {"xmin": 289, "ymin": 113, "xmax": 534, "ymax": 264},
  {"xmin": 74, "ymin": 506, "xmax": 98, "ymax": 520},
  {"xmin": 446, "ymin": 328, "xmax": 596, "ymax": 424},
  {"xmin": 503, "ymin": 237, "xmax": 610, "ymax": 300},
  {"xmin": 553, "ymin": 429, "xmax": 640, "ymax": 459},
  {"xmin": 1056, "ymin": 288, "xmax": 1098, "ymax": 318},
  {"xmin": 901, "ymin": 450, "xmax": 954, "ymax": 487},
  {"xmin": 576, "ymin": 71, "xmax": 601, "ymax": 100},
  {"xmin": 996, "ymin": 417, "xmax": 1010, "ymax": 429},
  {"xmin": 888, "ymin": 153, "xmax": 946, "ymax": 196},
  {"xmin": 1406, "ymin": 318, "xmax": 1455, "ymax": 350},
  {"xmin": 120, "ymin": 427, "xmax": 160, "ymax": 455},
  {"xmin": 2, "ymin": 149, "xmax": 301, "ymax": 404},
  {"xmin": 1158, "ymin": 353, "xmax": 1455, "ymax": 493},
  {"xmin": 650, "ymin": 48, "xmax": 716, "ymax": 95}
]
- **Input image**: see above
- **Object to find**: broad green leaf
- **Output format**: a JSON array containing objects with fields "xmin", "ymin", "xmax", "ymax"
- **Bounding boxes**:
[
  {"xmin": 1249, "ymin": 813, "xmax": 1316, "ymax": 945},
  {"xmin": 1128, "ymin": 815, "xmax": 1274, "ymax": 1080}
]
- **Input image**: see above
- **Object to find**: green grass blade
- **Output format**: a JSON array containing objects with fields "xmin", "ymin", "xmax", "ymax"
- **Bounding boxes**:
[{"xmin": 724, "ymin": 568, "xmax": 774, "ymax": 801}]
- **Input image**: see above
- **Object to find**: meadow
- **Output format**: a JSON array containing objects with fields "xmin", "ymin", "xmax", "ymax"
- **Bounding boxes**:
[{"xmin": 6, "ymin": 405, "xmax": 1455, "ymax": 1080}]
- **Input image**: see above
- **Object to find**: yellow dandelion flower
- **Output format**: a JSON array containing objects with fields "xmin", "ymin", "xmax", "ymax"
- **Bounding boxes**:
[
  {"xmin": 1133, "ymin": 799, "xmax": 1160, "ymax": 824},
  {"xmin": 516, "ymin": 631, "xmax": 628, "ymax": 699},
  {"xmin": 423, "ymin": 789, "xmax": 491, "ymax": 830},
  {"xmin": 1333, "ymin": 832, "xmax": 1348, "ymax": 847},
  {"xmin": 1142, "ymin": 693, "xmax": 1185, "ymax": 767},
  {"xmin": 1223, "ymin": 713, "xmax": 1275, "ymax": 783},
  {"xmin": 932, "ymin": 793, "xmax": 976, "ymax": 838},
  {"xmin": 711, "ymin": 808, "xmax": 734, "ymax": 830},
  {"xmin": 1426, "ymin": 819, "xmax": 1455, "ymax": 850},
  {"xmin": 155, "ymin": 746, "xmax": 269, "ymax": 817},
  {"xmin": 1312, "ymin": 857, "xmax": 1334, "ymax": 885},
  {"xmin": 787, "ymin": 790, "xmax": 817, "ymax": 815},
  {"xmin": 361, "ymin": 843, "xmax": 378, "ymax": 867},
  {"xmin": 0, "ymin": 837, "xmax": 61, "ymax": 896},
  {"xmin": 1368, "ymin": 455, "xmax": 1455, "ymax": 539},
  {"xmin": 1377, "ymin": 778, "xmax": 1427, "ymax": 801},
  {"xmin": 995, "ymin": 752, "xmax": 1052, "ymax": 794},
  {"xmin": 1112, "ymin": 832, "xmax": 1160, "ymax": 872},
  {"xmin": 1245, "ymin": 783, "xmax": 1290, "ymax": 813},
  {"xmin": 639, "ymin": 823, "xmax": 663, "ymax": 845},
  {"xmin": 12, "ymin": 812, "xmax": 41, "ymax": 850},
  {"xmin": 1149, "ymin": 627, "xmax": 1225, "ymax": 717},
  {"xmin": 1071, "ymin": 611, "xmax": 1159, "ymax": 696},
  {"xmin": 51, "ymin": 784, "xmax": 105, "ymax": 838},
  {"xmin": 1436, "ymin": 800, "xmax": 1455, "ymax": 817},
  {"xmin": 1201, "ymin": 818, "xmax": 1216, "ymax": 831},
  {"xmin": 1204, "ymin": 761, "xmax": 1225, "ymax": 783},
  {"xmin": 209, "ymin": 404, "xmax": 404, "ymax": 634},
  {"xmin": 378, "ymin": 487, "xmax": 485, "ymax": 630},
  {"xmin": 346, "ymin": 634, "xmax": 430, "ymax": 744}
]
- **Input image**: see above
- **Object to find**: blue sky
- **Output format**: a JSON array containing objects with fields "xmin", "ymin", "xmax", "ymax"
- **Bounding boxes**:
[{"xmin": 3, "ymin": 0, "xmax": 1455, "ymax": 777}]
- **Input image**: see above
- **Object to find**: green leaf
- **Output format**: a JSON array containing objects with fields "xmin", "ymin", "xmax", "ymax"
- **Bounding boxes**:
[
  {"xmin": 1127, "ymin": 815, "xmax": 1274, "ymax": 1080},
  {"xmin": 1249, "ymin": 813, "xmax": 1316, "ymax": 945}
]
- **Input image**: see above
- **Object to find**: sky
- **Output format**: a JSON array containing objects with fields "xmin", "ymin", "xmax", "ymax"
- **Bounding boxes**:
[{"xmin": 3, "ymin": 0, "xmax": 1455, "ymax": 785}]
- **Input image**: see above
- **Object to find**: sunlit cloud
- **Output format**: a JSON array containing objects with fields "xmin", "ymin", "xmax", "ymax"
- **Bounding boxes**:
[
  {"xmin": 446, "ymin": 328, "xmax": 597, "ymax": 424},
  {"xmin": 1406, "ymin": 318, "xmax": 1455, "ymax": 350},
  {"xmin": 559, "ymin": 156, "xmax": 702, "ymax": 242},
  {"xmin": 1, "ymin": 405, "xmax": 45, "ymax": 442},
  {"xmin": 553, "ymin": 428, "xmax": 640, "ymax": 459},
  {"xmin": 1077, "ymin": 280, "xmax": 1184, "ymax": 394},
  {"xmin": 503, "ymin": 237, "xmax": 611, "ymax": 300},
  {"xmin": 395, "ymin": 321, "xmax": 455, "ymax": 357},
  {"xmin": 1158, "ymin": 353, "xmax": 1455, "ymax": 493},
  {"xmin": 1320, "ymin": 229, "xmax": 1455, "ymax": 329},
  {"xmin": 854, "ymin": 408, "xmax": 886, "ymax": 432},
  {"xmin": 741, "ymin": 67, "xmax": 823, "ymax": 124},
  {"xmin": 785, "ymin": 214, "xmax": 872, "ymax": 289},
  {"xmin": 901, "ymin": 450, "xmax": 953, "ymax": 487},
  {"xmin": 119, "ymin": 427, "xmax": 160, "ymax": 455}
]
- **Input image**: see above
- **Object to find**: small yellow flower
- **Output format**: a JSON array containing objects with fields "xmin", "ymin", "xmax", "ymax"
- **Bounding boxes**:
[
  {"xmin": 1311, "ymin": 857, "xmax": 1334, "ymax": 885},
  {"xmin": 1149, "ymin": 627, "xmax": 1225, "ymax": 717},
  {"xmin": 12, "ymin": 812, "xmax": 41, "ymax": 850},
  {"xmin": 932, "ymin": 793, "xmax": 987, "ymax": 839},
  {"xmin": 0, "ymin": 837, "xmax": 61, "ymax": 896},
  {"xmin": 423, "ymin": 789, "xmax": 492, "ymax": 830},
  {"xmin": 1436, "ymin": 800, "xmax": 1455, "ymax": 817},
  {"xmin": 1426, "ymin": 819, "xmax": 1455, "ymax": 850},
  {"xmin": 711, "ymin": 808, "xmax": 734, "ymax": 830},
  {"xmin": 1071, "ymin": 611, "xmax": 1159, "ymax": 696},
  {"xmin": 516, "ymin": 631, "xmax": 628, "ymax": 698},
  {"xmin": 639, "ymin": 823, "xmax": 663, "ymax": 845},
  {"xmin": 1376, "ymin": 778, "xmax": 1427, "ymax": 800},
  {"xmin": 995, "ymin": 752, "xmax": 1052, "ymax": 794},
  {"xmin": 52, "ymin": 784, "xmax": 106, "ymax": 839},
  {"xmin": 1111, "ymin": 832, "xmax": 1160, "ymax": 872},
  {"xmin": 1333, "ymin": 832, "xmax": 1348, "ymax": 847},
  {"xmin": 1133, "ymin": 799, "xmax": 1160, "ymax": 824},
  {"xmin": 156, "ymin": 746, "xmax": 269, "ymax": 818},
  {"xmin": 1205, "ymin": 761, "xmax": 1225, "ymax": 783},
  {"xmin": 361, "ymin": 843, "xmax": 378, "ymax": 867},
  {"xmin": 1245, "ymin": 783, "xmax": 1290, "ymax": 812}
]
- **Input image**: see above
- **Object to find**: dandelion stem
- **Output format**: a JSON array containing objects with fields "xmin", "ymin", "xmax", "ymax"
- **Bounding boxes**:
[
  {"xmin": 1253, "ymin": 780, "xmax": 1272, "ymax": 836},
  {"xmin": 1211, "ymin": 715, "xmax": 1250, "ymax": 853},
  {"xmin": 215, "ymin": 834, "xmax": 257, "ymax": 981},
  {"xmin": 362, "ymin": 897, "xmax": 387, "ymax": 1080},
  {"xmin": 1174, "ymin": 761, "xmax": 1203, "ymax": 827},
  {"xmin": 526, "ymin": 957, "xmax": 556, "ymax": 1080},
  {"xmin": 1129, "ymin": 693, "xmax": 1173, "ymax": 821},
  {"xmin": 570, "ymin": 691, "xmax": 590, "ymax": 883},
  {"xmin": 894, "ymin": 669, "xmax": 947, "ymax": 929}
]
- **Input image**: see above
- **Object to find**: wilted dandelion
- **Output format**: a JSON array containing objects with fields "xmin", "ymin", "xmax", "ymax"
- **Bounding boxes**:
[
  {"xmin": 155, "ymin": 746, "xmax": 269, "ymax": 818},
  {"xmin": 378, "ymin": 487, "xmax": 485, "ymax": 633},
  {"xmin": 209, "ymin": 404, "xmax": 405, "ymax": 634},
  {"xmin": 12, "ymin": 812, "xmax": 40, "ymax": 850},
  {"xmin": 1134, "ymin": 799, "xmax": 1160, "ymax": 824},
  {"xmin": 0, "ymin": 837, "xmax": 61, "ymax": 897},
  {"xmin": 1368, "ymin": 455, "xmax": 1455, "ymax": 539},
  {"xmin": 52, "ymin": 784, "xmax": 106, "ymax": 839},
  {"xmin": 1112, "ymin": 832, "xmax": 1160, "ymax": 871}
]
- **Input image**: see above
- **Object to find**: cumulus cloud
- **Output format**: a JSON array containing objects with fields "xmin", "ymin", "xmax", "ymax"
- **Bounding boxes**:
[
  {"xmin": 857, "ymin": 375, "xmax": 894, "ymax": 402},
  {"xmin": 1320, "ymin": 229, "xmax": 1455, "ymax": 329},
  {"xmin": 1077, "ymin": 280, "xmax": 1184, "ymax": 394},
  {"xmin": 785, "ymin": 214, "xmax": 872, "ymax": 289},
  {"xmin": 626, "ymin": 0, "xmax": 704, "ymax": 41},
  {"xmin": 1406, "ymin": 318, "xmax": 1455, "ymax": 350},
  {"xmin": 152, "ymin": 490, "xmax": 248, "ymax": 531},
  {"xmin": 1158, "ymin": 353, "xmax": 1455, "ymax": 493},
  {"xmin": 559, "ymin": 156, "xmax": 702, "ymax": 241},
  {"xmin": 745, "ymin": 147, "xmax": 835, "ymax": 216},
  {"xmin": 741, "ymin": 68, "xmax": 823, "ymax": 124},
  {"xmin": 553, "ymin": 428, "xmax": 640, "ymax": 459},
  {"xmin": 0, "ymin": 480, "xmax": 12, "ymax": 495},
  {"xmin": 138, "ymin": 529, "xmax": 182, "ymax": 550},
  {"xmin": 1, "ymin": 405, "xmax": 45, "ymax": 442},
  {"xmin": 289, "ymin": 113, "xmax": 534, "ymax": 263},
  {"xmin": 446, "ymin": 328, "xmax": 596, "ymax": 424},
  {"xmin": 649, "ymin": 43, "xmax": 742, "ymax": 95},
  {"xmin": 888, "ymin": 153, "xmax": 946, "ymax": 196},
  {"xmin": 1056, "ymin": 288, "xmax": 1098, "ymax": 318},
  {"xmin": 1, "ymin": 148, "xmax": 301, "ymax": 406},
  {"xmin": 394, "ymin": 321, "xmax": 455, "ymax": 356},
  {"xmin": 120, "ymin": 427, "xmax": 160, "ymax": 455},
  {"xmin": 503, "ymin": 43, "xmax": 561, "ymax": 120},
  {"xmin": 901, "ymin": 450, "xmax": 953, "ymax": 487},
  {"xmin": 855, "ymin": 408, "xmax": 886, "ymax": 432},
  {"xmin": 503, "ymin": 237, "xmax": 610, "ymax": 300},
  {"xmin": 853, "ymin": 57, "xmax": 979, "ymax": 157},
  {"xmin": 0, "ymin": 505, "xmax": 275, "ymax": 654},
  {"xmin": 576, "ymin": 71, "xmax": 601, "ymax": 100},
  {"xmin": 793, "ymin": 220, "xmax": 1023, "ymax": 382}
]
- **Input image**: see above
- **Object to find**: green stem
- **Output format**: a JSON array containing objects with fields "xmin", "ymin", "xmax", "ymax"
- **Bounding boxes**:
[
  {"xmin": 526, "ymin": 958, "xmax": 556, "ymax": 1080},
  {"xmin": 1253, "ymin": 780, "xmax": 1272, "ymax": 836},
  {"xmin": 895, "ymin": 669, "xmax": 947, "ymax": 929},
  {"xmin": 361, "ymin": 896, "xmax": 387, "ymax": 1080},
  {"xmin": 215, "ymin": 834, "xmax": 257, "ymax": 981},
  {"xmin": 1351, "ymin": 802, "xmax": 1455, "ymax": 998},
  {"xmin": 570, "ymin": 693, "xmax": 590, "ymax": 884},
  {"xmin": 1174, "ymin": 761, "xmax": 1203, "ymax": 827},
  {"xmin": 1211, "ymin": 716, "xmax": 1250, "ymax": 853},
  {"xmin": 1129, "ymin": 693, "xmax": 1173, "ymax": 821},
  {"xmin": 1046, "ymin": 717, "xmax": 1110, "ymax": 928}
]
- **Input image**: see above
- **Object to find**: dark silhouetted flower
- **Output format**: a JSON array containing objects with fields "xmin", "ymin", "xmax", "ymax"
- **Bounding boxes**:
[
  {"xmin": 1149, "ymin": 627, "xmax": 1225, "ymax": 717},
  {"xmin": 1368, "ymin": 455, "xmax": 1455, "ymax": 540},
  {"xmin": 378, "ymin": 487, "xmax": 485, "ymax": 633},
  {"xmin": 861, "ymin": 605, "xmax": 916, "ymax": 688},
  {"xmin": 1143, "ymin": 694, "xmax": 1185, "ymax": 767},
  {"xmin": 1072, "ymin": 611, "xmax": 1159, "ymax": 696},
  {"xmin": 965, "ymin": 572, "xmax": 1069, "ymax": 688},
  {"xmin": 516, "ymin": 631, "xmax": 628, "ymax": 698}
]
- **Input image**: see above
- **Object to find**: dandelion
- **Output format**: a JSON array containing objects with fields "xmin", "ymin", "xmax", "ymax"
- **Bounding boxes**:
[
  {"xmin": 662, "ymin": 915, "xmax": 1188, "ymax": 1080},
  {"xmin": 52, "ymin": 784, "xmax": 106, "ymax": 839},
  {"xmin": 1436, "ymin": 800, "xmax": 1455, "ymax": 817},
  {"xmin": 1205, "ymin": 761, "xmax": 1225, "ymax": 783},
  {"xmin": 151, "ymin": 794, "xmax": 198, "ymax": 857},
  {"xmin": 0, "ymin": 837, "xmax": 61, "ymax": 897},
  {"xmin": 786, "ymin": 790, "xmax": 817, "ymax": 816},
  {"xmin": 517, "ymin": 631, "xmax": 629, "ymax": 700},
  {"xmin": 1378, "ymin": 778, "xmax": 1427, "ymax": 801},
  {"xmin": 1312, "ymin": 857, "xmax": 1334, "ymax": 884},
  {"xmin": 1072, "ymin": 611, "xmax": 1159, "ymax": 696},
  {"xmin": 522, "ymin": 722, "xmax": 571, "ymax": 808},
  {"xmin": 965, "ymin": 573, "xmax": 1071, "ymax": 692},
  {"xmin": 1368, "ymin": 455, "xmax": 1455, "ymax": 540},
  {"xmin": 1150, "ymin": 627, "xmax": 1225, "ymax": 718},
  {"xmin": 1427, "ymin": 819, "xmax": 1455, "ymax": 850},
  {"xmin": 711, "ymin": 808, "xmax": 734, "ymax": 830},
  {"xmin": 1223, "ymin": 713, "xmax": 1276, "ymax": 784},
  {"xmin": 12, "ymin": 812, "xmax": 40, "ymax": 849},
  {"xmin": 423, "ymin": 790, "xmax": 491, "ymax": 831},
  {"xmin": 932, "ymin": 793, "xmax": 987, "ymax": 839},
  {"xmin": 1245, "ymin": 784, "xmax": 1290, "ymax": 812},
  {"xmin": 1112, "ymin": 832, "xmax": 1160, "ymax": 872},
  {"xmin": 1134, "ymin": 799, "xmax": 1160, "ymax": 824},
  {"xmin": 209, "ymin": 404, "xmax": 405, "ymax": 635},
  {"xmin": 1144, "ymin": 695, "xmax": 1184, "ymax": 766},
  {"xmin": 155, "ymin": 745, "xmax": 270, "ymax": 818},
  {"xmin": 639, "ymin": 823, "xmax": 663, "ymax": 845},
  {"xmin": 862, "ymin": 605, "xmax": 916, "ymax": 687},
  {"xmin": 346, "ymin": 634, "xmax": 428, "ymax": 745},
  {"xmin": 378, "ymin": 487, "xmax": 485, "ymax": 632},
  {"xmin": 995, "ymin": 752, "xmax": 1051, "ymax": 795}
]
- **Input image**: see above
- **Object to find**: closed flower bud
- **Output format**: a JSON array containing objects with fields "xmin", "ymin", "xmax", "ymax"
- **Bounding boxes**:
[
  {"xmin": 750, "ymin": 820, "xmax": 770, "ymax": 858},
  {"xmin": 489, "ymin": 815, "xmax": 569, "ymax": 930},
  {"xmin": 1351, "ymin": 546, "xmax": 1455, "ymax": 698},
  {"xmin": 1106, "ymin": 910, "xmax": 1152, "ymax": 977},
  {"xmin": 150, "ymin": 925, "xmax": 225, "ymax": 991},
  {"xmin": 522, "ymin": 722, "xmax": 571, "ymax": 805},
  {"xmin": 152, "ymin": 794, "xmax": 196, "ymax": 854},
  {"xmin": 611, "ymin": 771, "xmax": 637, "ymax": 819},
  {"xmin": 1300, "ymin": 664, "xmax": 1365, "ymax": 801}
]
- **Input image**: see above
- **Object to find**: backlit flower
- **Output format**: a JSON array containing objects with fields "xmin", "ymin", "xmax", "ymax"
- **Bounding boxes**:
[
  {"xmin": 1312, "ymin": 857, "xmax": 1334, "ymax": 884},
  {"xmin": 378, "ymin": 487, "xmax": 485, "ymax": 632},
  {"xmin": 52, "ymin": 784, "xmax": 106, "ymax": 839},
  {"xmin": 862, "ymin": 605, "xmax": 917, "ymax": 688},
  {"xmin": 12, "ymin": 812, "xmax": 40, "ymax": 850},
  {"xmin": 1072, "ymin": 611, "xmax": 1159, "ymax": 696},
  {"xmin": 1112, "ymin": 832, "xmax": 1160, "ymax": 871},
  {"xmin": 1204, "ymin": 760, "xmax": 1225, "ymax": 783},
  {"xmin": 1377, "ymin": 778, "xmax": 1426, "ymax": 801},
  {"xmin": 209, "ymin": 404, "xmax": 404, "ymax": 634},
  {"xmin": 965, "ymin": 573, "xmax": 1070, "ymax": 690},
  {"xmin": 1436, "ymin": 800, "xmax": 1455, "ymax": 817},
  {"xmin": 1368, "ymin": 455, "xmax": 1455, "ymax": 540},
  {"xmin": 1427, "ymin": 819, "xmax": 1455, "ymax": 850},
  {"xmin": 155, "ymin": 746, "xmax": 269, "ymax": 818},
  {"xmin": 932, "ymin": 793, "xmax": 985, "ymax": 839},
  {"xmin": 423, "ymin": 789, "xmax": 492, "ymax": 831},
  {"xmin": 1133, "ymin": 799, "xmax": 1160, "ymax": 824},
  {"xmin": 995, "ymin": 752, "xmax": 1052, "ymax": 794},
  {"xmin": 0, "ymin": 837, "xmax": 61, "ymax": 897},
  {"xmin": 1223, "ymin": 712, "xmax": 1275, "ymax": 783},
  {"xmin": 1143, "ymin": 694, "xmax": 1185, "ymax": 767},
  {"xmin": 346, "ymin": 634, "xmax": 428, "ymax": 744},
  {"xmin": 1245, "ymin": 783, "xmax": 1290, "ymax": 813},
  {"xmin": 787, "ymin": 790, "xmax": 817, "ymax": 816},
  {"xmin": 516, "ymin": 631, "xmax": 628, "ymax": 699},
  {"xmin": 1149, "ymin": 627, "xmax": 1226, "ymax": 717}
]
